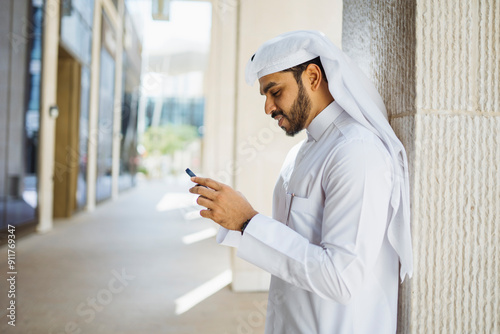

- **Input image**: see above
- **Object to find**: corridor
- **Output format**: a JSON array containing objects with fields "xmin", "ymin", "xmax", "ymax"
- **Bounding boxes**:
[{"xmin": 0, "ymin": 178, "xmax": 267, "ymax": 334}]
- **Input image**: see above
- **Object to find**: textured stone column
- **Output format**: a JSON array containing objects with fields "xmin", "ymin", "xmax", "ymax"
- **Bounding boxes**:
[{"xmin": 343, "ymin": 0, "xmax": 499, "ymax": 332}]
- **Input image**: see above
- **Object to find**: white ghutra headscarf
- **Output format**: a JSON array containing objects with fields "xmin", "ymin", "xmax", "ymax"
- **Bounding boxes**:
[{"xmin": 245, "ymin": 30, "xmax": 413, "ymax": 281}]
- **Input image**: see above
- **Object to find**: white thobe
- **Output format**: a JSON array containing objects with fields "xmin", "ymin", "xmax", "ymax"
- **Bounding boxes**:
[{"xmin": 217, "ymin": 102, "xmax": 399, "ymax": 334}]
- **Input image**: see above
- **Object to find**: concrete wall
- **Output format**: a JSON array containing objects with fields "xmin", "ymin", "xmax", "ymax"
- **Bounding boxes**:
[
  {"xmin": 343, "ymin": 0, "xmax": 499, "ymax": 332},
  {"xmin": 204, "ymin": 0, "xmax": 343, "ymax": 291}
]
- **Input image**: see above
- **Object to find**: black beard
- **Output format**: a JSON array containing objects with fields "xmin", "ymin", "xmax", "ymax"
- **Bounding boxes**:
[{"xmin": 283, "ymin": 79, "xmax": 312, "ymax": 137}]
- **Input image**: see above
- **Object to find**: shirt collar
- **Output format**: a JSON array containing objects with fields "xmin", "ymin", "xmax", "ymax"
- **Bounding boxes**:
[{"xmin": 306, "ymin": 101, "xmax": 343, "ymax": 142}]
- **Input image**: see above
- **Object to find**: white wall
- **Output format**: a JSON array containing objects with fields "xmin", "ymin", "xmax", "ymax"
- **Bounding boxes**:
[{"xmin": 235, "ymin": 1, "xmax": 343, "ymax": 216}]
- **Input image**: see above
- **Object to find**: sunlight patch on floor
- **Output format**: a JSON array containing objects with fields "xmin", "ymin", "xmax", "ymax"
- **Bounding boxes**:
[
  {"xmin": 184, "ymin": 209, "xmax": 203, "ymax": 220},
  {"xmin": 156, "ymin": 193, "xmax": 198, "ymax": 212},
  {"xmin": 175, "ymin": 269, "xmax": 232, "ymax": 315},
  {"xmin": 182, "ymin": 228, "xmax": 218, "ymax": 245}
]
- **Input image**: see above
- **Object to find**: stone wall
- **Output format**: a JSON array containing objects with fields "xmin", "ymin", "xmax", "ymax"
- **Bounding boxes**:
[{"xmin": 342, "ymin": 0, "xmax": 499, "ymax": 332}]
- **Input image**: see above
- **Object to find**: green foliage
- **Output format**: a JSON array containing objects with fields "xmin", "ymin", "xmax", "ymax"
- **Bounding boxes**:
[
  {"xmin": 137, "ymin": 165, "xmax": 149, "ymax": 176},
  {"xmin": 141, "ymin": 124, "xmax": 198, "ymax": 156}
]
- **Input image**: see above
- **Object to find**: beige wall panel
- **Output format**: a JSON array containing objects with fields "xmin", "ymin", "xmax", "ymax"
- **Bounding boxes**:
[
  {"xmin": 478, "ymin": 0, "xmax": 499, "ymax": 113},
  {"xmin": 235, "ymin": 0, "xmax": 343, "ymax": 215},
  {"xmin": 410, "ymin": 114, "xmax": 499, "ymax": 333},
  {"xmin": 205, "ymin": 1, "xmax": 267, "ymax": 292},
  {"xmin": 202, "ymin": 2, "xmax": 238, "ymax": 185}
]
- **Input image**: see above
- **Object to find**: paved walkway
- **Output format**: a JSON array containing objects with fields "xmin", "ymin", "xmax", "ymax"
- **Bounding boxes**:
[{"xmin": 0, "ymin": 178, "xmax": 267, "ymax": 334}]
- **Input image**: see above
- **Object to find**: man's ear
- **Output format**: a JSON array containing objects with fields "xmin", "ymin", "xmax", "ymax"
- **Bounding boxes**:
[{"xmin": 304, "ymin": 64, "xmax": 322, "ymax": 91}]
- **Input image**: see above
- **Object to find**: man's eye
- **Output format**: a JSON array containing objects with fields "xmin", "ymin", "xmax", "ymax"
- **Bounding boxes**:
[{"xmin": 272, "ymin": 90, "xmax": 280, "ymax": 97}]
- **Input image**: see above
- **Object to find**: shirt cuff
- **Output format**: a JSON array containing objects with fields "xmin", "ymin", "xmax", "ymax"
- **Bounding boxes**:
[
  {"xmin": 215, "ymin": 214, "xmax": 261, "ymax": 248},
  {"xmin": 216, "ymin": 226, "xmax": 242, "ymax": 248}
]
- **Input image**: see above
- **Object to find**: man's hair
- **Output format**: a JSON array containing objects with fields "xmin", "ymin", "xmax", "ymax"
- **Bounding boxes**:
[{"xmin": 281, "ymin": 56, "xmax": 328, "ymax": 84}]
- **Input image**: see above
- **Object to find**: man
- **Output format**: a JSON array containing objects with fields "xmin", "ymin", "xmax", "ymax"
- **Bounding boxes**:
[{"xmin": 189, "ymin": 30, "xmax": 412, "ymax": 333}]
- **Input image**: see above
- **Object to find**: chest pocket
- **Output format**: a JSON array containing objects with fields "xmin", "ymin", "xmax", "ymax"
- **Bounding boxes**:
[{"xmin": 285, "ymin": 193, "xmax": 323, "ymax": 244}]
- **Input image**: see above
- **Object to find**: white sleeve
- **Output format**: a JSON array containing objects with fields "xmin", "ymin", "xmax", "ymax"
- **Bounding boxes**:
[
  {"xmin": 236, "ymin": 139, "xmax": 393, "ymax": 304},
  {"xmin": 216, "ymin": 226, "xmax": 242, "ymax": 248}
]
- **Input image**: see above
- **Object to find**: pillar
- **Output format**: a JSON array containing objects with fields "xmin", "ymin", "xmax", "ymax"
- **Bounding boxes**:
[
  {"xmin": 37, "ymin": 0, "xmax": 60, "ymax": 232},
  {"xmin": 342, "ymin": 0, "xmax": 500, "ymax": 332},
  {"xmin": 87, "ymin": 0, "xmax": 103, "ymax": 211}
]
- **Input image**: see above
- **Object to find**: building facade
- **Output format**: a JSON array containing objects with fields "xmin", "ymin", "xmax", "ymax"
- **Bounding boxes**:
[{"xmin": 0, "ymin": 0, "xmax": 142, "ymax": 235}]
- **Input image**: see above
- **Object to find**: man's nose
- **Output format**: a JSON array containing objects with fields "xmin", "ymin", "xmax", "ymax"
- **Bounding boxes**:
[{"xmin": 264, "ymin": 98, "xmax": 276, "ymax": 115}]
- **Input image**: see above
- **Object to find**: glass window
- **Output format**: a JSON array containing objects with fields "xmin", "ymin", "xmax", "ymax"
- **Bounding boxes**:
[{"xmin": 60, "ymin": 0, "xmax": 93, "ymax": 66}]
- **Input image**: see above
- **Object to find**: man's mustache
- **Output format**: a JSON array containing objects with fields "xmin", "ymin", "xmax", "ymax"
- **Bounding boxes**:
[{"xmin": 271, "ymin": 111, "xmax": 285, "ymax": 119}]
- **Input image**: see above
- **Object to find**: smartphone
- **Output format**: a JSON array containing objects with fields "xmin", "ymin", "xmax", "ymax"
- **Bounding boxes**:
[
  {"xmin": 185, "ymin": 168, "xmax": 207, "ymax": 188},
  {"xmin": 185, "ymin": 168, "xmax": 197, "ymax": 178}
]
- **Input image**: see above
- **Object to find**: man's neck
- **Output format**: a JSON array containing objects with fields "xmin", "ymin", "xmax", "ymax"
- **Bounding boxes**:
[{"xmin": 304, "ymin": 95, "xmax": 335, "ymax": 128}]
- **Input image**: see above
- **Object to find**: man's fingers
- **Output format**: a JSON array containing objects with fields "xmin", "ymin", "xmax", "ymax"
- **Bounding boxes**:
[
  {"xmin": 196, "ymin": 195, "xmax": 214, "ymax": 210},
  {"xmin": 199, "ymin": 209, "xmax": 214, "ymax": 220},
  {"xmin": 189, "ymin": 185, "xmax": 216, "ymax": 199},
  {"xmin": 191, "ymin": 177, "xmax": 223, "ymax": 191}
]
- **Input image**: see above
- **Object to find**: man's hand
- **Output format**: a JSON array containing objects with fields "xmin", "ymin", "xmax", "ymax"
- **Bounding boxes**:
[{"xmin": 189, "ymin": 177, "xmax": 258, "ymax": 231}]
